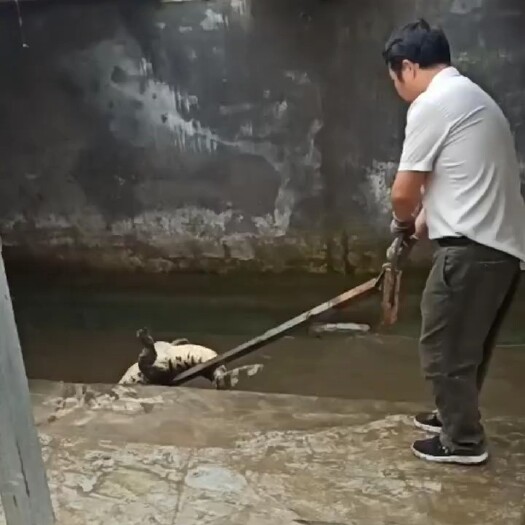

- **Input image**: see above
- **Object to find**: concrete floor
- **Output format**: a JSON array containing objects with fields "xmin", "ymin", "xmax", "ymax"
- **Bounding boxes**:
[{"xmin": 1, "ymin": 380, "xmax": 523, "ymax": 525}]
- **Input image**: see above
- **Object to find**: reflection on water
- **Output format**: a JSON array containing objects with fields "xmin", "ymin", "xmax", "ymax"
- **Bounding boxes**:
[{"xmin": 7, "ymin": 271, "xmax": 525, "ymax": 402}]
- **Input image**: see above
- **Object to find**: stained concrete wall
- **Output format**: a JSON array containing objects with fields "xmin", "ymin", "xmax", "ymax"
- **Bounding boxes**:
[{"xmin": 1, "ymin": 0, "xmax": 524, "ymax": 274}]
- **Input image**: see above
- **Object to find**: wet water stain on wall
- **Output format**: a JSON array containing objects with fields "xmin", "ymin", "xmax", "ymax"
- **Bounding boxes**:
[{"xmin": 0, "ymin": 0, "xmax": 524, "ymax": 274}]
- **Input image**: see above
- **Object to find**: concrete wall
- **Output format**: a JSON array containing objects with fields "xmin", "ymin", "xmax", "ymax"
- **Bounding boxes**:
[{"xmin": 1, "ymin": 0, "xmax": 524, "ymax": 274}]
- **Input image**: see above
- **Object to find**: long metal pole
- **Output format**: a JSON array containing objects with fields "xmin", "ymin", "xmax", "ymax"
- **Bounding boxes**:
[{"xmin": 172, "ymin": 275, "xmax": 381, "ymax": 386}]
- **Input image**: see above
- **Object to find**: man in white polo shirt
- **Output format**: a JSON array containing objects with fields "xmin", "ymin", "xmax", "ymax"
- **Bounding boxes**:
[{"xmin": 382, "ymin": 19, "xmax": 525, "ymax": 465}]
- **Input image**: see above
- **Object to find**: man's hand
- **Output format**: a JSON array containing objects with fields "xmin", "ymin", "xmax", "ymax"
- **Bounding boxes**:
[
  {"xmin": 386, "ymin": 233, "xmax": 418, "ymax": 265},
  {"xmin": 414, "ymin": 207, "xmax": 428, "ymax": 240},
  {"xmin": 390, "ymin": 216, "xmax": 416, "ymax": 238}
]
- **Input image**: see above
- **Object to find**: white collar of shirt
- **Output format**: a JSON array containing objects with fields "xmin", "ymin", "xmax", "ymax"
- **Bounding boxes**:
[
  {"xmin": 427, "ymin": 66, "xmax": 461, "ymax": 90},
  {"xmin": 410, "ymin": 66, "xmax": 461, "ymax": 107}
]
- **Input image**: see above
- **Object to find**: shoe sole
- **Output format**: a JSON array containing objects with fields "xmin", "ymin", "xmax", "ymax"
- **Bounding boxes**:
[
  {"xmin": 413, "ymin": 417, "xmax": 441, "ymax": 434},
  {"xmin": 411, "ymin": 444, "xmax": 489, "ymax": 465}
]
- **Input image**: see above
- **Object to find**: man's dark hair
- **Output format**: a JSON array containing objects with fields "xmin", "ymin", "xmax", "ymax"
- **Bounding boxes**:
[{"xmin": 383, "ymin": 18, "xmax": 451, "ymax": 78}]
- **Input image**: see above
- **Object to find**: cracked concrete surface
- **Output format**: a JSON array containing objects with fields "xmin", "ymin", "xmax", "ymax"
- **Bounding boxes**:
[{"xmin": 1, "ymin": 381, "xmax": 524, "ymax": 525}]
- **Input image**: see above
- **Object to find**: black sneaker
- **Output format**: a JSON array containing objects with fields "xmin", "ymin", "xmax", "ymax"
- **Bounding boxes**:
[
  {"xmin": 413, "ymin": 411, "xmax": 442, "ymax": 434},
  {"xmin": 411, "ymin": 435, "xmax": 489, "ymax": 465}
]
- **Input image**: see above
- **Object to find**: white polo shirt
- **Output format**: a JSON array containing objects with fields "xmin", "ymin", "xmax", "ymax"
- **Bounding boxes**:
[{"xmin": 399, "ymin": 66, "xmax": 525, "ymax": 262}]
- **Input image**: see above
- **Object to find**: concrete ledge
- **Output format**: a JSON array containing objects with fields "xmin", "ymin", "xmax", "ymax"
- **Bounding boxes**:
[
  {"xmin": 1, "ymin": 231, "xmax": 435, "ymax": 275},
  {"xmin": 2, "ymin": 381, "xmax": 522, "ymax": 525}
]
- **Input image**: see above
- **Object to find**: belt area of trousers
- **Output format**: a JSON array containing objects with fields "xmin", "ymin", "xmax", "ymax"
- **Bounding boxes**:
[{"xmin": 435, "ymin": 236, "xmax": 472, "ymax": 247}]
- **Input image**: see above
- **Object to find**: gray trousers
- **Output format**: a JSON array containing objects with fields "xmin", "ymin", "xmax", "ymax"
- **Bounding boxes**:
[{"xmin": 419, "ymin": 240, "xmax": 521, "ymax": 452}]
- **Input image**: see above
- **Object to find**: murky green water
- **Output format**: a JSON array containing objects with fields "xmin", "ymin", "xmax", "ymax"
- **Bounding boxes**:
[{"xmin": 7, "ymin": 271, "xmax": 525, "ymax": 403}]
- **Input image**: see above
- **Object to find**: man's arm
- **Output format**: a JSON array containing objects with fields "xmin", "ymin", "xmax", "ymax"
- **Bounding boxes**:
[
  {"xmin": 391, "ymin": 99, "xmax": 449, "ymax": 227},
  {"xmin": 391, "ymin": 170, "xmax": 428, "ymax": 222}
]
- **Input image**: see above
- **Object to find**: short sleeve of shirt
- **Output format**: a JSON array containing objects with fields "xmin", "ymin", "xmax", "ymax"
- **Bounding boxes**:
[{"xmin": 398, "ymin": 97, "xmax": 451, "ymax": 172}]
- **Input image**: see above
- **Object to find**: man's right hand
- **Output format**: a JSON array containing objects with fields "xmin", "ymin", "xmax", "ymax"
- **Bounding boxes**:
[{"xmin": 414, "ymin": 208, "xmax": 428, "ymax": 240}]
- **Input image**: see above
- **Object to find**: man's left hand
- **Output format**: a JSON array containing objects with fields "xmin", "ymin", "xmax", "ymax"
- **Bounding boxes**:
[
  {"xmin": 390, "ymin": 216, "xmax": 415, "ymax": 237},
  {"xmin": 386, "ymin": 233, "xmax": 418, "ymax": 265}
]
